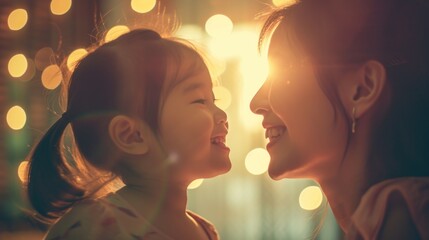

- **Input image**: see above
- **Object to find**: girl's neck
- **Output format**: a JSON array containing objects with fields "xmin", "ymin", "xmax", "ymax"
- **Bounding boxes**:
[{"xmin": 119, "ymin": 177, "xmax": 189, "ymax": 218}]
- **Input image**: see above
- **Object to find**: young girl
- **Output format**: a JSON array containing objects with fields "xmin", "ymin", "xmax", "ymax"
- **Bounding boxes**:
[
  {"xmin": 26, "ymin": 29, "xmax": 231, "ymax": 240},
  {"xmin": 251, "ymin": 0, "xmax": 429, "ymax": 239}
]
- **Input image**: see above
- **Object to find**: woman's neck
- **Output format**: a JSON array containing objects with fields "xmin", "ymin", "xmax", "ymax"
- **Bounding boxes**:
[
  {"xmin": 319, "ymin": 168, "xmax": 369, "ymax": 231},
  {"xmin": 318, "ymin": 129, "xmax": 373, "ymax": 232}
]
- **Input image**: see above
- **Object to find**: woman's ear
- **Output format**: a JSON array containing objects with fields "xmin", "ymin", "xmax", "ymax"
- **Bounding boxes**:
[
  {"xmin": 108, "ymin": 115, "xmax": 149, "ymax": 155},
  {"xmin": 340, "ymin": 60, "xmax": 387, "ymax": 118}
]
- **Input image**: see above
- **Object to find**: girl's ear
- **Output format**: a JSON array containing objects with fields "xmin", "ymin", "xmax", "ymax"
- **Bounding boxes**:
[
  {"xmin": 339, "ymin": 60, "xmax": 387, "ymax": 118},
  {"xmin": 108, "ymin": 115, "xmax": 149, "ymax": 155}
]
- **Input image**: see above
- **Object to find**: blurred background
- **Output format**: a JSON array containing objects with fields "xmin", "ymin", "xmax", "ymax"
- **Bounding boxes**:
[{"xmin": 0, "ymin": 0, "xmax": 343, "ymax": 239}]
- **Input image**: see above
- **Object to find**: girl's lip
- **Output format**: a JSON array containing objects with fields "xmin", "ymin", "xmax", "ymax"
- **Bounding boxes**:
[{"xmin": 213, "ymin": 142, "xmax": 230, "ymax": 152}]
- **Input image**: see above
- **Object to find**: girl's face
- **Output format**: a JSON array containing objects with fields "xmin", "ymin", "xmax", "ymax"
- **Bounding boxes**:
[
  {"xmin": 250, "ymin": 24, "xmax": 348, "ymax": 181},
  {"xmin": 158, "ymin": 56, "xmax": 231, "ymax": 182}
]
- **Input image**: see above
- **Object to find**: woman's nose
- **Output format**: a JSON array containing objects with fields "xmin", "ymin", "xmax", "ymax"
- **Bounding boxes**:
[{"xmin": 250, "ymin": 80, "xmax": 271, "ymax": 115}]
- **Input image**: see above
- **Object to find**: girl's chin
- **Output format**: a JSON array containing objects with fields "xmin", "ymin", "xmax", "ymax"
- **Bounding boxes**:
[
  {"xmin": 209, "ymin": 163, "xmax": 232, "ymax": 177},
  {"xmin": 193, "ymin": 163, "xmax": 232, "ymax": 179}
]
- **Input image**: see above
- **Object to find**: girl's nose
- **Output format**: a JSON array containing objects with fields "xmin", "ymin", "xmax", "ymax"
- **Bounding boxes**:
[{"xmin": 214, "ymin": 106, "xmax": 228, "ymax": 127}]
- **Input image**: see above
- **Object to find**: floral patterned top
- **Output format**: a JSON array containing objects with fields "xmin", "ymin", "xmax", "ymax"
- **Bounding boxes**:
[
  {"xmin": 44, "ymin": 192, "xmax": 219, "ymax": 240},
  {"xmin": 347, "ymin": 177, "xmax": 429, "ymax": 240}
]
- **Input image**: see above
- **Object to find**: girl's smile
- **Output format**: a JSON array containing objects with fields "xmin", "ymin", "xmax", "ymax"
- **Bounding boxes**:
[
  {"xmin": 210, "ymin": 134, "xmax": 230, "ymax": 152},
  {"xmin": 158, "ymin": 57, "xmax": 231, "ymax": 180}
]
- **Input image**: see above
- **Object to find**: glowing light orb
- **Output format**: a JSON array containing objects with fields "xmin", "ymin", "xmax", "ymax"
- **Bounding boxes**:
[
  {"xmin": 6, "ymin": 106, "xmax": 27, "ymax": 130},
  {"xmin": 205, "ymin": 14, "xmax": 233, "ymax": 38},
  {"xmin": 299, "ymin": 186, "xmax": 324, "ymax": 210},
  {"xmin": 272, "ymin": 0, "xmax": 296, "ymax": 7},
  {"xmin": 131, "ymin": 0, "xmax": 156, "ymax": 13},
  {"xmin": 213, "ymin": 86, "xmax": 232, "ymax": 110},
  {"xmin": 67, "ymin": 48, "xmax": 88, "ymax": 71},
  {"xmin": 188, "ymin": 179, "xmax": 204, "ymax": 189},
  {"xmin": 18, "ymin": 161, "xmax": 29, "ymax": 183},
  {"xmin": 245, "ymin": 148, "xmax": 270, "ymax": 175},
  {"xmin": 8, "ymin": 54, "xmax": 28, "ymax": 78},
  {"xmin": 42, "ymin": 64, "xmax": 63, "ymax": 90},
  {"xmin": 50, "ymin": 0, "xmax": 72, "ymax": 15},
  {"xmin": 105, "ymin": 25, "xmax": 130, "ymax": 43},
  {"xmin": 8, "ymin": 9, "xmax": 28, "ymax": 31}
]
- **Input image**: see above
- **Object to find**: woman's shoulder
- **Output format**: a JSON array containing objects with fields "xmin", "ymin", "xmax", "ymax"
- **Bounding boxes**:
[
  {"xmin": 186, "ymin": 210, "xmax": 220, "ymax": 240},
  {"xmin": 348, "ymin": 177, "xmax": 429, "ymax": 239}
]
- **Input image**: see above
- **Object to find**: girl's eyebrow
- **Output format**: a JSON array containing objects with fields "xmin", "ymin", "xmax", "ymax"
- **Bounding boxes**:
[
  {"xmin": 183, "ymin": 81, "xmax": 216, "ymax": 101},
  {"xmin": 182, "ymin": 82, "xmax": 208, "ymax": 93}
]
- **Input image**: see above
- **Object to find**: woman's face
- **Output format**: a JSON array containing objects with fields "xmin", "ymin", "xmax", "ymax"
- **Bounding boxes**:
[
  {"xmin": 250, "ymin": 23, "xmax": 348, "ymax": 180},
  {"xmin": 158, "ymin": 55, "xmax": 231, "ymax": 183}
]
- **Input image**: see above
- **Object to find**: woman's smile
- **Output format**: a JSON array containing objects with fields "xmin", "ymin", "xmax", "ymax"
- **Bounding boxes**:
[{"xmin": 265, "ymin": 126, "xmax": 287, "ymax": 149}]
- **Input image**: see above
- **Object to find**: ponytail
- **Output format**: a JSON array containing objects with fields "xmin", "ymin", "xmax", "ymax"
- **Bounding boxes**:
[{"xmin": 26, "ymin": 115, "xmax": 85, "ymax": 220}]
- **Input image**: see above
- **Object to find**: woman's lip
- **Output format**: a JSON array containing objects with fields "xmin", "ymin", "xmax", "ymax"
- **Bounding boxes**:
[
  {"xmin": 266, "ymin": 127, "xmax": 287, "ymax": 150},
  {"xmin": 266, "ymin": 137, "xmax": 280, "ymax": 150},
  {"xmin": 265, "ymin": 126, "xmax": 287, "ymax": 140}
]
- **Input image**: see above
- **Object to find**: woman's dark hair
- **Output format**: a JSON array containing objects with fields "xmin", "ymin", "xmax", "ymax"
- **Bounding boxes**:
[
  {"xmin": 26, "ymin": 29, "xmax": 207, "ymax": 221},
  {"xmin": 259, "ymin": 0, "xmax": 429, "ymax": 182}
]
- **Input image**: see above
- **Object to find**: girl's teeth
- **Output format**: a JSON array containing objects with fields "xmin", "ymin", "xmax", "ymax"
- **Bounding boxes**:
[{"xmin": 212, "ymin": 137, "xmax": 225, "ymax": 144}]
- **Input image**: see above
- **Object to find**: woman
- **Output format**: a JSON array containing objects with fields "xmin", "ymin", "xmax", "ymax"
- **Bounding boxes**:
[{"xmin": 250, "ymin": 0, "xmax": 429, "ymax": 239}]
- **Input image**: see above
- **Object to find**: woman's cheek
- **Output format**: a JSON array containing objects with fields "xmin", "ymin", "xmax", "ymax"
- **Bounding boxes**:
[{"xmin": 270, "ymin": 80, "xmax": 293, "ymax": 115}]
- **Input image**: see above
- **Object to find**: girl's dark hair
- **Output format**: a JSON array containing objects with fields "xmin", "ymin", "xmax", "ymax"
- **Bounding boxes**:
[
  {"xmin": 259, "ymin": 0, "xmax": 429, "ymax": 181},
  {"xmin": 26, "ymin": 29, "xmax": 207, "ymax": 221}
]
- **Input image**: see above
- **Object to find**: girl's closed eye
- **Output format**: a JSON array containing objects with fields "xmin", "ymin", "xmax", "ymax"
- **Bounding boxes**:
[
  {"xmin": 192, "ymin": 97, "xmax": 218, "ymax": 105},
  {"xmin": 193, "ymin": 99, "xmax": 207, "ymax": 104}
]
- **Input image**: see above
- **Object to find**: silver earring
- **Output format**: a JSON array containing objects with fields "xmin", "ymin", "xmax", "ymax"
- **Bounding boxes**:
[{"xmin": 352, "ymin": 107, "xmax": 356, "ymax": 134}]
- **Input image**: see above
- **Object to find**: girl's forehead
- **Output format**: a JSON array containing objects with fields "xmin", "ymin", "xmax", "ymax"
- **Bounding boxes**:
[
  {"xmin": 162, "ymin": 50, "xmax": 211, "ymax": 93},
  {"xmin": 167, "ymin": 50, "xmax": 207, "ymax": 80}
]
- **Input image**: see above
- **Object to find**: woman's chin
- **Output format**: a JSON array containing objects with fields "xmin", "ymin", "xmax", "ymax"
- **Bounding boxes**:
[
  {"xmin": 268, "ymin": 165, "xmax": 287, "ymax": 180},
  {"xmin": 267, "ymin": 157, "xmax": 300, "ymax": 180}
]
